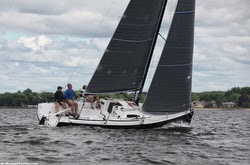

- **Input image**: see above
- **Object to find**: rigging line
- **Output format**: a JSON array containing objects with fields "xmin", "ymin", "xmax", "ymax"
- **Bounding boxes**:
[
  {"xmin": 66, "ymin": 0, "xmax": 117, "ymax": 85},
  {"xmin": 158, "ymin": 33, "xmax": 166, "ymax": 41}
]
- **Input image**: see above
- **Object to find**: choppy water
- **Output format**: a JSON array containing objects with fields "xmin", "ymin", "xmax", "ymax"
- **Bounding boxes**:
[{"xmin": 0, "ymin": 108, "xmax": 249, "ymax": 165}]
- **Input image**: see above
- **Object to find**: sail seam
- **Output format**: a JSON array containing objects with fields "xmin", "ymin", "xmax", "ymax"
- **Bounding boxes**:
[
  {"xmin": 158, "ymin": 63, "xmax": 192, "ymax": 67},
  {"xmin": 175, "ymin": 10, "xmax": 195, "ymax": 14},
  {"xmin": 112, "ymin": 38, "xmax": 153, "ymax": 43},
  {"xmin": 120, "ymin": 22, "xmax": 158, "ymax": 26}
]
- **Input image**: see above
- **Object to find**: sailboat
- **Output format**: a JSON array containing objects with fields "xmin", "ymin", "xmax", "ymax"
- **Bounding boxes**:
[{"xmin": 37, "ymin": 0, "xmax": 195, "ymax": 128}]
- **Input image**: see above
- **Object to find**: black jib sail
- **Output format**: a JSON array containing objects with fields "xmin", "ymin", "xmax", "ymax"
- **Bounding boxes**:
[
  {"xmin": 86, "ymin": 0, "xmax": 167, "ymax": 93},
  {"xmin": 143, "ymin": 0, "xmax": 195, "ymax": 113}
]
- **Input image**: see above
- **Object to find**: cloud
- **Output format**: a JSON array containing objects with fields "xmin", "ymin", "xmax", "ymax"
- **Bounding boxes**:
[
  {"xmin": 18, "ymin": 35, "xmax": 52, "ymax": 51},
  {"xmin": 192, "ymin": 0, "xmax": 250, "ymax": 92},
  {"xmin": 0, "ymin": 25, "xmax": 126, "ymax": 92},
  {"xmin": 0, "ymin": 0, "xmax": 249, "ymax": 93},
  {"xmin": 0, "ymin": 0, "xmax": 129, "ymax": 37}
]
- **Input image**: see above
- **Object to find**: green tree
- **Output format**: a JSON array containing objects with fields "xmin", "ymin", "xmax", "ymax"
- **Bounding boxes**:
[
  {"xmin": 238, "ymin": 94, "xmax": 250, "ymax": 108},
  {"xmin": 1, "ymin": 86, "xmax": 250, "ymax": 108},
  {"xmin": 23, "ymin": 88, "xmax": 32, "ymax": 94},
  {"xmin": 191, "ymin": 92, "xmax": 200, "ymax": 101},
  {"xmin": 228, "ymin": 93, "xmax": 241, "ymax": 103}
]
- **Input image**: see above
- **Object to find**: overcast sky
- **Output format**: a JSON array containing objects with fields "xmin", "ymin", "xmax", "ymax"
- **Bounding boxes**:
[{"xmin": 0, "ymin": 0, "xmax": 249, "ymax": 93}]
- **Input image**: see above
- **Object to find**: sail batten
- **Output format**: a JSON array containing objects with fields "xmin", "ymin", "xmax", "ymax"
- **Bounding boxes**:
[{"xmin": 87, "ymin": 0, "xmax": 168, "ymax": 94}]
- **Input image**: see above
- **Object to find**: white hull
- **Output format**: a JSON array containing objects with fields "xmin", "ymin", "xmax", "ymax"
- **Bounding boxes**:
[{"xmin": 37, "ymin": 98, "xmax": 193, "ymax": 128}]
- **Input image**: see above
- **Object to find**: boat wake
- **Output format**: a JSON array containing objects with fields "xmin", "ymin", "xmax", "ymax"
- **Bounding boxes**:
[
  {"xmin": 169, "ymin": 121, "xmax": 191, "ymax": 128},
  {"xmin": 158, "ymin": 121, "xmax": 192, "ymax": 131}
]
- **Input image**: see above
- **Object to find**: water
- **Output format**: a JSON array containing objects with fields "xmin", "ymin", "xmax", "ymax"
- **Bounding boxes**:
[{"xmin": 0, "ymin": 109, "xmax": 249, "ymax": 165}]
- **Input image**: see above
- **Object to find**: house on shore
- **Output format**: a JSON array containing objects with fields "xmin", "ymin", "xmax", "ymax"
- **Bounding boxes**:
[
  {"xmin": 222, "ymin": 102, "xmax": 236, "ymax": 108},
  {"xmin": 193, "ymin": 101, "xmax": 207, "ymax": 108}
]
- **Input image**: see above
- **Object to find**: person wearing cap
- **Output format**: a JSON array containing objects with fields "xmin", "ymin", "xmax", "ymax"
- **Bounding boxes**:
[
  {"xmin": 54, "ymin": 86, "xmax": 67, "ymax": 114},
  {"xmin": 65, "ymin": 83, "xmax": 79, "ymax": 118}
]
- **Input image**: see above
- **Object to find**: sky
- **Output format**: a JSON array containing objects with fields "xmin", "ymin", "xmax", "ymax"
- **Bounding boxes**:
[{"xmin": 0, "ymin": 0, "xmax": 249, "ymax": 93}]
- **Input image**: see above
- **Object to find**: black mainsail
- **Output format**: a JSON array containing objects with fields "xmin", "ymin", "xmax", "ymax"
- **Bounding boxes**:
[
  {"xmin": 143, "ymin": 0, "xmax": 195, "ymax": 113},
  {"xmin": 86, "ymin": 0, "xmax": 167, "ymax": 93}
]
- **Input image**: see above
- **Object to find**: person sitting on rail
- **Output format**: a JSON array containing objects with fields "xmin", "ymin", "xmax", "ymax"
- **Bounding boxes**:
[
  {"xmin": 82, "ymin": 85, "xmax": 100, "ymax": 109},
  {"xmin": 54, "ymin": 86, "xmax": 68, "ymax": 116},
  {"xmin": 65, "ymin": 83, "xmax": 79, "ymax": 118}
]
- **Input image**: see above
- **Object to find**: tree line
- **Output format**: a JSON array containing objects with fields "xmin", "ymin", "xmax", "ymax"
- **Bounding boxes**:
[
  {"xmin": 0, "ymin": 88, "xmax": 138, "ymax": 107},
  {"xmin": 192, "ymin": 87, "xmax": 250, "ymax": 108},
  {"xmin": 0, "ymin": 87, "xmax": 249, "ymax": 108}
]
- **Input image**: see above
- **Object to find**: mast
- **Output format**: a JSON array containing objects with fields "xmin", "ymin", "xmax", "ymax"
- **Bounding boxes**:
[
  {"xmin": 134, "ymin": 0, "xmax": 168, "ymax": 104},
  {"xmin": 138, "ymin": 0, "xmax": 168, "ymax": 94}
]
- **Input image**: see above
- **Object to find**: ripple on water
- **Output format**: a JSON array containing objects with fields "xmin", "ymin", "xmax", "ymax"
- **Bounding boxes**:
[
  {"xmin": 0, "ymin": 109, "xmax": 250, "ymax": 165},
  {"xmin": 49, "ymin": 140, "xmax": 77, "ymax": 147},
  {"xmin": 26, "ymin": 156, "xmax": 60, "ymax": 164}
]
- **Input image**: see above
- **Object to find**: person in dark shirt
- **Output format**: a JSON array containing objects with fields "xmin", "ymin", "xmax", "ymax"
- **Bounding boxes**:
[{"xmin": 55, "ymin": 86, "xmax": 67, "ymax": 114}]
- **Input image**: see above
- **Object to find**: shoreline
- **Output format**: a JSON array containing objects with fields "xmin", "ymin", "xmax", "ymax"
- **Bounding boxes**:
[{"xmin": 194, "ymin": 107, "xmax": 250, "ymax": 111}]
